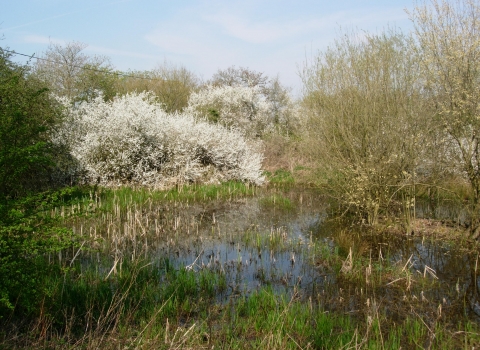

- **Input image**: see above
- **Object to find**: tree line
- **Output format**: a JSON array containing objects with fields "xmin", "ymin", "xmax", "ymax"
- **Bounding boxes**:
[{"xmin": 2, "ymin": 0, "xmax": 480, "ymax": 231}]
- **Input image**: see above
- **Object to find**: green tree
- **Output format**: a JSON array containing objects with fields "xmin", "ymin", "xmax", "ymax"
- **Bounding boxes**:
[
  {"xmin": 0, "ymin": 48, "xmax": 62, "ymax": 199},
  {"xmin": 0, "ymin": 48, "xmax": 76, "ymax": 316},
  {"xmin": 76, "ymin": 63, "xmax": 119, "ymax": 102}
]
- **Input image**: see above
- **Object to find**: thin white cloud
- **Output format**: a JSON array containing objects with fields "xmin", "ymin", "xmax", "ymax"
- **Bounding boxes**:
[
  {"xmin": 201, "ymin": 13, "xmax": 344, "ymax": 44},
  {"xmin": 145, "ymin": 32, "xmax": 207, "ymax": 57},
  {"xmin": 86, "ymin": 45, "xmax": 158, "ymax": 60},
  {"xmin": 145, "ymin": 2, "xmax": 410, "ymax": 58},
  {"xmin": 202, "ymin": 7, "xmax": 408, "ymax": 45},
  {"xmin": 23, "ymin": 35, "xmax": 65, "ymax": 45},
  {"xmin": 11, "ymin": 0, "xmax": 413, "ymax": 92},
  {"xmin": 143, "ymin": 2, "xmax": 410, "ymax": 89},
  {"xmin": 2, "ymin": 12, "xmax": 79, "ymax": 32}
]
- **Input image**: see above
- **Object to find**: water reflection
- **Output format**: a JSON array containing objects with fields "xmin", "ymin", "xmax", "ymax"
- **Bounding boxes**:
[{"xmin": 79, "ymin": 188, "xmax": 480, "ymax": 323}]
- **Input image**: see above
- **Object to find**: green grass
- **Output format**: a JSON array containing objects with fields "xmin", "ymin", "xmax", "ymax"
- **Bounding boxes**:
[
  {"xmin": 3, "ymin": 183, "xmax": 480, "ymax": 348},
  {"xmin": 3, "ymin": 240, "xmax": 480, "ymax": 349},
  {"xmin": 164, "ymin": 181, "xmax": 256, "ymax": 201},
  {"xmin": 259, "ymin": 194, "xmax": 295, "ymax": 211},
  {"xmin": 93, "ymin": 181, "xmax": 256, "ymax": 213},
  {"xmin": 264, "ymin": 169, "xmax": 295, "ymax": 186}
]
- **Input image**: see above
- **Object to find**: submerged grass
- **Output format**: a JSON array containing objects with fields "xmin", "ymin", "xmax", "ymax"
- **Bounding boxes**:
[
  {"xmin": 97, "ymin": 181, "xmax": 256, "ymax": 213},
  {"xmin": 241, "ymin": 225, "xmax": 295, "ymax": 252}
]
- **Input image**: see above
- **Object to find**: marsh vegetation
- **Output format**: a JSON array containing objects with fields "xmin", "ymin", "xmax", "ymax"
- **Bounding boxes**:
[
  {"xmin": 2, "ymin": 0, "xmax": 480, "ymax": 348},
  {"xmin": 2, "ymin": 183, "xmax": 480, "ymax": 348}
]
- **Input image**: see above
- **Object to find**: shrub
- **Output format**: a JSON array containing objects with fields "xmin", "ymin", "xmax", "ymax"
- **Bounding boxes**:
[
  {"xmin": 186, "ymin": 84, "xmax": 274, "ymax": 138},
  {"xmin": 206, "ymin": 66, "xmax": 299, "ymax": 136},
  {"xmin": 300, "ymin": 30, "xmax": 426, "ymax": 225},
  {"xmin": 0, "ymin": 188, "xmax": 80, "ymax": 316},
  {"xmin": 57, "ymin": 92, "xmax": 265, "ymax": 186},
  {"xmin": 409, "ymin": 0, "xmax": 480, "ymax": 236},
  {"xmin": 0, "ymin": 49, "xmax": 65, "ymax": 199}
]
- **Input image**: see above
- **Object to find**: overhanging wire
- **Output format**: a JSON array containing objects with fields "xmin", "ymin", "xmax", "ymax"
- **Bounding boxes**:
[{"xmin": 2, "ymin": 48, "xmax": 164, "ymax": 82}]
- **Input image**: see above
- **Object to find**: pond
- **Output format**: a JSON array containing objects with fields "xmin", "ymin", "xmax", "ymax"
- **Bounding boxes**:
[{"xmin": 71, "ymin": 186, "xmax": 480, "ymax": 330}]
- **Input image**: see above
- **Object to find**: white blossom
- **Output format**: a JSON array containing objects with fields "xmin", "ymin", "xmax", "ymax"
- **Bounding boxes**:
[
  {"xmin": 185, "ymin": 85, "xmax": 274, "ymax": 137},
  {"xmin": 56, "ymin": 92, "xmax": 264, "ymax": 186}
]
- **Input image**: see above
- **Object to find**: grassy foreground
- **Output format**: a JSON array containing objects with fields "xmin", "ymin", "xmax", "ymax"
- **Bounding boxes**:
[{"xmin": 1, "ymin": 181, "xmax": 480, "ymax": 349}]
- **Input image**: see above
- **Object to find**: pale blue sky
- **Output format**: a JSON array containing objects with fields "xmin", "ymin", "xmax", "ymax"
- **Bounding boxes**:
[{"xmin": 1, "ymin": 0, "xmax": 415, "ymax": 92}]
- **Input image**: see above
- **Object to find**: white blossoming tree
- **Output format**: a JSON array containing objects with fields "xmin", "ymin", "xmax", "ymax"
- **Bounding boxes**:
[
  {"xmin": 57, "ymin": 92, "xmax": 264, "ymax": 186},
  {"xmin": 186, "ymin": 84, "xmax": 275, "ymax": 138},
  {"xmin": 409, "ymin": 0, "xmax": 480, "ymax": 236}
]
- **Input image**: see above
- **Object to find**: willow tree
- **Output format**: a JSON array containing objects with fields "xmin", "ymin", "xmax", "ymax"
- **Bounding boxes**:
[
  {"xmin": 409, "ymin": 0, "xmax": 480, "ymax": 236},
  {"xmin": 301, "ymin": 30, "xmax": 426, "ymax": 226}
]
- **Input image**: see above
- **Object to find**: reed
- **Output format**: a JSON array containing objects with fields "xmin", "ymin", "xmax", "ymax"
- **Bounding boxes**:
[{"xmin": 2, "ymin": 184, "xmax": 480, "ymax": 349}]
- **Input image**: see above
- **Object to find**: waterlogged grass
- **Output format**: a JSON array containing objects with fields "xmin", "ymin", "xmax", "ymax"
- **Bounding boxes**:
[
  {"xmin": 260, "ymin": 193, "xmax": 295, "ymax": 211},
  {"xmin": 17, "ymin": 263, "xmax": 479, "ymax": 349},
  {"xmin": 226, "ymin": 287, "xmax": 354, "ymax": 348},
  {"xmin": 159, "ymin": 181, "xmax": 256, "ymax": 203},
  {"xmin": 4, "ymin": 258, "xmax": 228, "ymax": 340},
  {"xmin": 4, "ymin": 266, "xmax": 480, "ymax": 348},
  {"xmin": 264, "ymin": 168, "xmax": 295, "ymax": 186},
  {"xmin": 49, "ymin": 181, "xmax": 256, "ymax": 220},
  {"xmin": 97, "ymin": 181, "xmax": 256, "ymax": 211},
  {"xmin": 242, "ymin": 226, "xmax": 292, "ymax": 251},
  {"xmin": 2, "ymin": 184, "xmax": 480, "ymax": 348}
]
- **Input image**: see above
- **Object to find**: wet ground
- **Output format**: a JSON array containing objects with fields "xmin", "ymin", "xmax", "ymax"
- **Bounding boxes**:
[{"xmin": 76, "ymin": 187, "xmax": 480, "ymax": 325}]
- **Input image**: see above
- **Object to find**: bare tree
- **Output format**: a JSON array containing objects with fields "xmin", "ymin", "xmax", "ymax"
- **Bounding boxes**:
[
  {"xmin": 209, "ymin": 66, "xmax": 268, "ymax": 89},
  {"xmin": 266, "ymin": 75, "xmax": 294, "ymax": 127},
  {"xmin": 34, "ymin": 41, "xmax": 113, "ymax": 100}
]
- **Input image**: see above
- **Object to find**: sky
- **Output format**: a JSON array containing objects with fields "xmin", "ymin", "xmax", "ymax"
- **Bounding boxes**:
[{"xmin": 1, "ymin": 0, "xmax": 415, "ymax": 93}]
